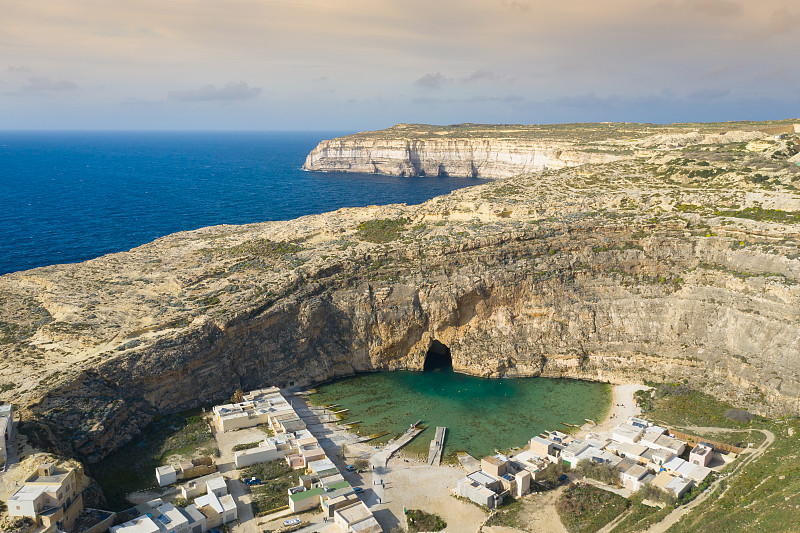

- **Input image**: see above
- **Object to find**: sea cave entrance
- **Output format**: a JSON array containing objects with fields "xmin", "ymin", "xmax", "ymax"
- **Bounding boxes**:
[{"xmin": 423, "ymin": 340, "xmax": 452, "ymax": 372}]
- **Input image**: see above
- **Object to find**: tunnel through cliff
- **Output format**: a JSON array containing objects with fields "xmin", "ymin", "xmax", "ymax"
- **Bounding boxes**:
[{"xmin": 423, "ymin": 340, "xmax": 452, "ymax": 371}]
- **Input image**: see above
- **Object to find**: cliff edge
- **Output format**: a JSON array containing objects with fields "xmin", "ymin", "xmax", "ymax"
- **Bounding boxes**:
[{"xmin": 1, "ymin": 119, "xmax": 799, "ymax": 463}]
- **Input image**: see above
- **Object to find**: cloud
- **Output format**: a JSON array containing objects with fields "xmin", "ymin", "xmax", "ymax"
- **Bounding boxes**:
[
  {"xmin": 8, "ymin": 77, "xmax": 79, "ymax": 95},
  {"xmin": 168, "ymin": 81, "xmax": 262, "ymax": 102},
  {"xmin": 462, "ymin": 70, "xmax": 503, "ymax": 83},
  {"xmin": 500, "ymin": 1, "xmax": 531, "ymax": 13},
  {"xmin": 655, "ymin": 0, "xmax": 741, "ymax": 17},
  {"xmin": 413, "ymin": 72, "xmax": 452, "ymax": 90},
  {"xmin": 687, "ymin": 88, "xmax": 730, "ymax": 100},
  {"xmin": 764, "ymin": 8, "xmax": 800, "ymax": 34},
  {"xmin": 686, "ymin": 0, "xmax": 741, "ymax": 17},
  {"xmin": 8, "ymin": 66, "xmax": 31, "ymax": 73}
]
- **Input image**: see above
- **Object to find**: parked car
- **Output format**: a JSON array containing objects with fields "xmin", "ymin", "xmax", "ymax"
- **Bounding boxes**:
[
  {"xmin": 346, "ymin": 464, "xmax": 356, "ymax": 471},
  {"xmin": 243, "ymin": 477, "xmax": 262, "ymax": 485},
  {"xmin": 283, "ymin": 518, "xmax": 301, "ymax": 526},
  {"xmin": 353, "ymin": 486, "xmax": 364, "ymax": 494}
]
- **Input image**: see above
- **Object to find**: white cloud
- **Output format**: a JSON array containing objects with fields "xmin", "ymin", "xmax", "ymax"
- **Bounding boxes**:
[{"xmin": 168, "ymin": 82, "xmax": 262, "ymax": 102}]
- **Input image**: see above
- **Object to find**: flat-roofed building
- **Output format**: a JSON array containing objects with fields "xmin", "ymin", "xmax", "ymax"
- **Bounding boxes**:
[
  {"xmin": 561, "ymin": 442, "xmax": 591, "ymax": 468},
  {"xmin": 179, "ymin": 504, "xmax": 207, "ymax": 533},
  {"xmin": 621, "ymin": 464, "xmax": 648, "ymax": 491},
  {"xmin": 690, "ymin": 442, "xmax": 713, "ymax": 467},
  {"xmin": 509, "ymin": 451, "xmax": 547, "ymax": 481},
  {"xmin": 180, "ymin": 473, "xmax": 224, "ymax": 500},
  {"xmin": 481, "ymin": 455, "xmax": 509, "ymax": 478},
  {"xmin": 7, "ymin": 462, "xmax": 84, "ymax": 531},
  {"xmin": 617, "ymin": 442, "xmax": 649, "ymax": 464},
  {"xmin": 111, "ymin": 515, "xmax": 161, "ymax": 533},
  {"xmin": 308, "ymin": 458, "xmax": 339, "ymax": 478},
  {"xmin": 333, "ymin": 501, "xmax": 382, "ymax": 533},
  {"xmin": 611, "ymin": 424, "xmax": 644, "ymax": 445},
  {"xmin": 289, "ymin": 480, "xmax": 352, "ymax": 513},
  {"xmin": 194, "ymin": 493, "xmax": 237, "ymax": 529},
  {"xmin": 456, "ymin": 477, "xmax": 501, "ymax": 509},
  {"xmin": 529, "ymin": 436, "xmax": 554, "ymax": 458},
  {"xmin": 156, "ymin": 465, "xmax": 178, "ymax": 487}
]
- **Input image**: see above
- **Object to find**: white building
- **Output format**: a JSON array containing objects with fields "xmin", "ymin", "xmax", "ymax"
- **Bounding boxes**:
[
  {"xmin": 0, "ymin": 404, "xmax": 14, "ymax": 464},
  {"xmin": 194, "ymin": 492, "xmax": 237, "ymax": 529},
  {"xmin": 611, "ymin": 424, "xmax": 644, "ymax": 445},
  {"xmin": 333, "ymin": 501, "xmax": 382, "ymax": 533},
  {"xmin": 156, "ymin": 465, "xmax": 178, "ymax": 487}
]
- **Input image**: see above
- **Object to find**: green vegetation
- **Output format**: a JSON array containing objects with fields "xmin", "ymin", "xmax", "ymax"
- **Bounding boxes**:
[
  {"xmin": 609, "ymin": 499, "xmax": 671, "ymax": 533},
  {"xmin": 0, "ymin": 382, "xmax": 16, "ymax": 393},
  {"xmin": 635, "ymin": 383, "xmax": 761, "ymax": 429},
  {"xmin": 668, "ymin": 420, "xmax": 800, "ymax": 533},
  {"xmin": 629, "ymin": 384, "xmax": 800, "ymax": 532},
  {"xmin": 639, "ymin": 483, "xmax": 677, "ymax": 506},
  {"xmin": 406, "ymin": 509, "xmax": 446, "ymax": 532},
  {"xmin": 231, "ymin": 441, "xmax": 261, "ymax": 452},
  {"xmin": 575, "ymin": 459, "xmax": 620, "ymax": 487},
  {"xmin": 556, "ymin": 483, "xmax": 629, "ymax": 533},
  {"xmin": 352, "ymin": 458, "xmax": 370, "ymax": 471},
  {"xmin": 356, "ymin": 218, "xmax": 410, "ymax": 243},
  {"xmin": 721, "ymin": 206, "xmax": 800, "ymax": 224},
  {"xmin": 245, "ymin": 461, "xmax": 301, "ymax": 516},
  {"xmin": 538, "ymin": 460, "xmax": 569, "ymax": 486},
  {"xmin": 91, "ymin": 409, "xmax": 214, "ymax": 511}
]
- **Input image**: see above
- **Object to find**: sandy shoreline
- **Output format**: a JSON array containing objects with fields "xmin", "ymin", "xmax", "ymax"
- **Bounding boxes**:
[{"xmin": 578, "ymin": 383, "xmax": 651, "ymax": 438}]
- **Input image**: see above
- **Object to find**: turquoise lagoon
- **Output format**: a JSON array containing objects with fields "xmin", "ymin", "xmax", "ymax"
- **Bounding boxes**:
[{"xmin": 310, "ymin": 370, "xmax": 612, "ymax": 460}]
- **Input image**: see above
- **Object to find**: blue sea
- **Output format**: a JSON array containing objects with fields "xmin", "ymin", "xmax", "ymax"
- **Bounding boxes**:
[{"xmin": 0, "ymin": 132, "xmax": 485, "ymax": 275}]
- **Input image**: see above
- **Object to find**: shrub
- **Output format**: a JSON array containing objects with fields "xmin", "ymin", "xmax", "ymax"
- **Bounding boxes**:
[
  {"xmin": 575, "ymin": 459, "xmax": 620, "ymax": 487},
  {"xmin": 639, "ymin": 483, "xmax": 677, "ymax": 506},
  {"xmin": 406, "ymin": 509, "xmax": 446, "ymax": 532},
  {"xmin": 356, "ymin": 218, "xmax": 410, "ymax": 243},
  {"xmin": 232, "ymin": 441, "xmax": 261, "ymax": 452}
]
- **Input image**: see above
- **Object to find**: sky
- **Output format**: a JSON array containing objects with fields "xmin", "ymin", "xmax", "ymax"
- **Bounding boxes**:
[{"xmin": 1, "ymin": 0, "xmax": 798, "ymax": 130}]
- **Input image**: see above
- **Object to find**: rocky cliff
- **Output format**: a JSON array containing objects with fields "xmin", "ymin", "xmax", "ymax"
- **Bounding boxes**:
[
  {"xmin": 303, "ymin": 122, "xmax": 767, "ymax": 178},
  {"xmin": 1, "ymin": 120, "xmax": 799, "ymax": 462}
]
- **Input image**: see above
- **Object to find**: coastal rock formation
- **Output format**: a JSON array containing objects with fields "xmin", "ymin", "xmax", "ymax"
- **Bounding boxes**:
[
  {"xmin": 1, "ymin": 120, "xmax": 800, "ymax": 463},
  {"xmin": 304, "ymin": 123, "xmax": 634, "ymax": 178}
]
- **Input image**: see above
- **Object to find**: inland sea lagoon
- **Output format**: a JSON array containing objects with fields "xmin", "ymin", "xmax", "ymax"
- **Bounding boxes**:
[{"xmin": 310, "ymin": 370, "xmax": 611, "ymax": 459}]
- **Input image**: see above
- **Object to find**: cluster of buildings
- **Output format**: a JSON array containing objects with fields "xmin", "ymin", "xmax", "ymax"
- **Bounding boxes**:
[
  {"xmin": 455, "ymin": 455, "xmax": 532, "ymax": 509},
  {"xmin": 455, "ymin": 416, "xmax": 717, "ymax": 509},
  {"xmin": 212, "ymin": 388, "xmax": 306, "ymax": 434},
  {"xmin": 212, "ymin": 387, "xmax": 382, "ymax": 533},
  {"xmin": 113, "ymin": 474, "xmax": 237, "ymax": 533}
]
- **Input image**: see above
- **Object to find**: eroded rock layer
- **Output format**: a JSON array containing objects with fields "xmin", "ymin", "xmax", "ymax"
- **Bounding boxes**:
[{"xmin": 1, "ymin": 120, "xmax": 799, "ymax": 462}]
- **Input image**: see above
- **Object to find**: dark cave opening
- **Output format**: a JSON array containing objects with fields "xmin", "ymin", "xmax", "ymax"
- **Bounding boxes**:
[{"xmin": 423, "ymin": 340, "xmax": 452, "ymax": 371}]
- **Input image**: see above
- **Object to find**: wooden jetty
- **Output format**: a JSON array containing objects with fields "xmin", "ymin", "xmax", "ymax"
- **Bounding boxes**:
[
  {"xmin": 357, "ymin": 431, "xmax": 390, "ymax": 443},
  {"xmin": 427, "ymin": 426, "xmax": 447, "ymax": 466}
]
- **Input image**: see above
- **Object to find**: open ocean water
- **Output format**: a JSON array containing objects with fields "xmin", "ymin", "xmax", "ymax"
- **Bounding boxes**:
[{"xmin": 0, "ymin": 131, "xmax": 485, "ymax": 275}]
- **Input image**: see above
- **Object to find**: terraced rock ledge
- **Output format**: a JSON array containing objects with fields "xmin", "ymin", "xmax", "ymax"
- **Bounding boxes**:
[{"xmin": 1, "ymin": 119, "xmax": 799, "ymax": 463}]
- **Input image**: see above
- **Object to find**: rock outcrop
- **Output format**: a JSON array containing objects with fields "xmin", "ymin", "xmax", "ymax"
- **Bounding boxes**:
[{"xmin": 1, "ymin": 120, "xmax": 799, "ymax": 463}]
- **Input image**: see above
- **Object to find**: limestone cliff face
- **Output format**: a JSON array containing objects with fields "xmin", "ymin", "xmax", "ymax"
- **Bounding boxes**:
[
  {"xmin": 303, "ymin": 124, "xmax": 632, "ymax": 177},
  {"xmin": 1, "ymin": 121, "xmax": 799, "ymax": 462}
]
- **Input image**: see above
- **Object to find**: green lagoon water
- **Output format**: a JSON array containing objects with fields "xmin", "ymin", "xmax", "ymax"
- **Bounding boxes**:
[{"xmin": 311, "ymin": 370, "xmax": 611, "ymax": 459}]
